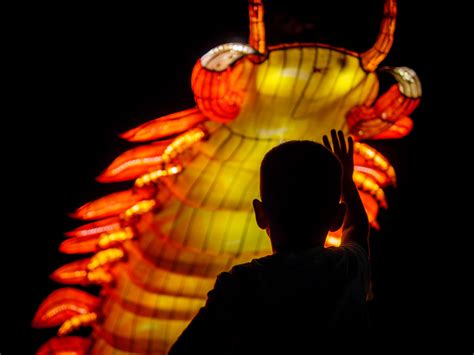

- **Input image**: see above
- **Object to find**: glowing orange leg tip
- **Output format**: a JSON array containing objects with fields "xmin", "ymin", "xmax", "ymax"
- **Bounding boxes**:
[
  {"xmin": 32, "ymin": 288, "xmax": 99, "ymax": 328},
  {"xmin": 97, "ymin": 140, "xmax": 172, "ymax": 183},
  {"xmin": 120, "ymin": 107, "xmax": 206, "ymax": 142},
  {"xmin": 50, "ymin": 259, "xmax": 90, "ymax": 285},
  {"xmin": 37, "ymin": 336, "xmax": 91, "ymax": 355},
  {"xmin": 71, "ymin": 188, "xmax": 154, "ymax": 220},
  {"xmin": 65, "ymin": 217, "xmax": 122, "ymax": 238}
]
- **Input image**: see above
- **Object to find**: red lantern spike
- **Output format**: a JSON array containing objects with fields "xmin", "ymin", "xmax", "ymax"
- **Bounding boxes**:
[
  {"xmin": 70, "ymin": 188, "xmax": 154, "ymax": 220},
  {"xmin": 96, "ymin": 140, "xmax": 172, "ymax": 183},
  {"xmin": 59, "ymin": 235, "xmax": 99, "ymax": 254},
  {"xmin": 120, "ymin": 107, "xmax": 206, "ymax": 142},
  {"xmin": 65, "ymin": 217, "xmax": 122, "ymax": 238},
  {"xmin": 50, "ymin": 259, "xmax": 90, "ymax": 285},
  {"xmin": 37, "ymin": 336, "xmax": 91, "ymax": 355},
  {"xmin": 32, "ymin": 288, "xmax": 99, "ymax": 329}
]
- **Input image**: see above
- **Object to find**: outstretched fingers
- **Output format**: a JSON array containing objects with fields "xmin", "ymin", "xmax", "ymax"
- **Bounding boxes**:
[
  {"xmin": 331, "ymin": 129, "xmax": 341, "ymax": 156},
  {"xmin": 337, "ymin": 130, "xmax": 347, "ymax": 155},
  {"xmin": 323, "ymin": 130, "xmax": 353, "ymax": 165},
  {"xmin": 323, "ymin": 134, "xmax": 332, "ymax": 152},
  {"xmin": 323, "ymin": 130, "xmax": 355, "ymax": 178}
]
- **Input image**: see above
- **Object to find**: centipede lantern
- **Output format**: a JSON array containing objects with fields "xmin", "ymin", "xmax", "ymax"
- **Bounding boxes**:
[{"xmin": 33, "ymin": 0, "xmax": 421, "ymax": 353}]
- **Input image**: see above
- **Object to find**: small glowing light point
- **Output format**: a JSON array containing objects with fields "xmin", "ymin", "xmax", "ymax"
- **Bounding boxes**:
[
  {"xmin": 325, "ymin": 235, "xmax": 341, "ymax": 247},
  {"xmin": 161, "ymin": 128, "xmax": 206, "ymax": 164},
  {"xmin": 57, "ymin": 312, "xmax": 97, "ymax": 336},
  {"xmin": 87, "ymin": 268, "xmax": 112, "ymax": 284},
  {"xmin": 87, "ymin": 248, "xmax": 124, "ymax": 271},
  {"xmin": 97, "ymin": 227, "xmax": 135, "ymax": 249},
  {"xmin": 123, "ymin": 199, "xmax": 157, "ymax": 220},
  {"xmin": 135, "ymin": 164, "xmax": 183, "ymax": 187}
]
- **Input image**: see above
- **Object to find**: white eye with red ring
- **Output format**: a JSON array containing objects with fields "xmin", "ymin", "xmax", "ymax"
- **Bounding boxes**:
[{"xmin": 200, "ymin": 43, "xmax": 257, "ymax": 71}]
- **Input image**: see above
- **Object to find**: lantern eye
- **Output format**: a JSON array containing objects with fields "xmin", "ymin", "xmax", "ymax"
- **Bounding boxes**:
[
  {"xmin": 200, "ymin": 43, "xmax": 258, "ymax": 71},
  {"xmin": 380, "ymin": 66, "xmax": 422, "ymax": 98}
]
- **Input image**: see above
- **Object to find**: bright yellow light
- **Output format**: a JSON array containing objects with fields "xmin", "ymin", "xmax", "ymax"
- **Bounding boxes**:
[
  {"xmin": 87, "ymin": 268, "xmax": 112, "ymax": 284},
  {"xmin": 58, "ymin": 312, "xmax": 97, "ymax": 336},
  {"xmin": 162, "ymin": 128, "xmax": 206, "ymax": 163},
  {"xmin": 87, "ymin": 248, "xmax": 124, "ymax": 270},
  {"xmin": 98, "ymin": 227, "xmax": 134, "ymax": 249},
  {"xmin": 123, "ymin": 200, "xmax": 157, "ymax": 219},
  {"xmin": 325, "ymin": 235, "xmax": 341, "ymax": 247},
  {"xmin": 135, "ymin": 164, "xmax": 183, "ymax": 187}
]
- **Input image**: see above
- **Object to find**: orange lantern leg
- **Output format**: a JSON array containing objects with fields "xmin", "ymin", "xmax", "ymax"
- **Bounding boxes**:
[
  {"xmin": 32, "ymin": 288, "xmax": 99, "ymax": 329},
  {"xmin": 348, "ymin": 66, "xmax": 421, "ymax": 140},
  {"xmin": 120, "ymin": 107, "xmax": 207, "ymax": 143},
  {"xmin": 37, "ymin": 336, "xmax": 91, "ymax": 355},
  {"xmin": 354, "ymin": 141, "xmax": 397, "ymax": 187}
]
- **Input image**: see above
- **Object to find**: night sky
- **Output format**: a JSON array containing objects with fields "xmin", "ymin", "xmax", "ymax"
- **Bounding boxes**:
[{"xmin": 2, "ymin": 0, "xmax": 461, "ymax": 353}]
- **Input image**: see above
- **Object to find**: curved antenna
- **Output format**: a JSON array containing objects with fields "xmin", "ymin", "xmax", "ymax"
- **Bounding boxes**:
[
  {"xmin": 248, "ymin": 0, "xmax": 266, "ymax": 57},
  {"xmin": 360, "ymin": 0, "xmax": 397, "ymax": 72}
]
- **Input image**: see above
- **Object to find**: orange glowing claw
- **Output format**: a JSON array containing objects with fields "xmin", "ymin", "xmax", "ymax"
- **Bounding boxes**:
[
  {"xmin": 371, "ymin": 114, "xmax": 414, "ymax": 140},
  {"xmin": 32, "ymin": 288, "xmax": 99, "ymax": 328},
  {"xmin": 59, "ymin": 235, "xmax": 100, "ymax": 254},
  {"xmin": 37, "ymin": 336, "xmax": 91, "ymax": 355},
  {"xmin": 71, "ymin": 188, "xmax": 155, "ymax": 220},
  {"xmin": 61, "ymin": 227, "xmax": 134, "ymax": 254},
  {"xmin": 65, "ymin": 217, "xmax": 122, "ymax": 238},
  {"xmin": 348, "ymin": 66, "xmax": 421, "ymax": 140},
  {"xmin": 120, "ymin": 107, "xmax": 207, "ymax": 142},
  {"xmin": 97, "ymin": 140, "xmax": 172, "ymax": 183},
  {"xmin": 51, "ymin": 259, "xmax": 90, "ymax": 284},
  {"xmin": 50, "ymin": 259, "xmax": 112, "ymax": 285}
]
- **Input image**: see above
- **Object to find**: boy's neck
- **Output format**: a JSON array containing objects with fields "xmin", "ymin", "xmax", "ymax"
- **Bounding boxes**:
[{"xmin": 270, "ymin": 228, "xmax": 328, "ymax": 254}]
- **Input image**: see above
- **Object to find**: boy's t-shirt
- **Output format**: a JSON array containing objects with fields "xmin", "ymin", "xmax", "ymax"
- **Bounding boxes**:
[{"xmin": 170, "ymin": 242, "xmax": 370, "ymax": 354}]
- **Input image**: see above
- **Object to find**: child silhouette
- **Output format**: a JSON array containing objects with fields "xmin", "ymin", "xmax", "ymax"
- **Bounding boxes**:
[{"xmin": 170, "ymin": 130, "xmax": 370, "ymax": 354}]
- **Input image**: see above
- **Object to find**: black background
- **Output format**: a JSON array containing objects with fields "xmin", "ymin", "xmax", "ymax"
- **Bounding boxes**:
[{"xmin": 2, "ymin": 0, "xmax": 464, "ymax": 353}]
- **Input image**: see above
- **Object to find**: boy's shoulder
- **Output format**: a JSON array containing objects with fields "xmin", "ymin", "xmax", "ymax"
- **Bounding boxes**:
[{"xmin": 227, "ymin": 254, "xmax": 272, "ymax": 275}]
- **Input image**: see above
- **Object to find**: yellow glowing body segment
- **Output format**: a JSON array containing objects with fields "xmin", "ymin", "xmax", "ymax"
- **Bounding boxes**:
[{"xmin": 231, "ymin": 47, "xmax": 378, "ymax": 139}]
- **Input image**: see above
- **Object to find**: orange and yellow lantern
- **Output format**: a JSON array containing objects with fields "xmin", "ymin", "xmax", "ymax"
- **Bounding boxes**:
[{"xmin": 33, "ymin": 0, "xmax": 421, "ymax": 353}]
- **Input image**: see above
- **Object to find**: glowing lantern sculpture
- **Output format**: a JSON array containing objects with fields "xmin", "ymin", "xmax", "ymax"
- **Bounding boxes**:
[{"xmin": 33, "ymin": 0, "xmax": 421, "ymax": 353}]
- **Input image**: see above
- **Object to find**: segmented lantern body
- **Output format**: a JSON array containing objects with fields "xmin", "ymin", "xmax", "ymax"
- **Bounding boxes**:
[{"xmin": 34, "ymin": 1, "xmax": 421, "ymax": 353}]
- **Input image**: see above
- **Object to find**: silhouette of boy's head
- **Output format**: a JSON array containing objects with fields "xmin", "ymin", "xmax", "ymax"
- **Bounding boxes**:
[{"xmin": 253, "ymin": 140, "xmax": 345, "ymax": 252}]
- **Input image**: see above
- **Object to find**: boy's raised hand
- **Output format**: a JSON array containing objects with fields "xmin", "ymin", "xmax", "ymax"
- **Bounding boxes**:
[
  {"xmin": 323, "ymin": 129, "xmax": 368, "ymax": 251},
  {"xmin": 322, "ymin": 129, "xmax": 354, "ymax": 180}
]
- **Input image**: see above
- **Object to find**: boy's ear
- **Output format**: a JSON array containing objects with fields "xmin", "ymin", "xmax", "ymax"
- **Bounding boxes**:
[
  {"xmin": 253, "ymin": 199, "xmax": 269, "ymax": 230},
  {"xmin": 329, "ymin": 202, "xmax": 346, "ymax": 232}
]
